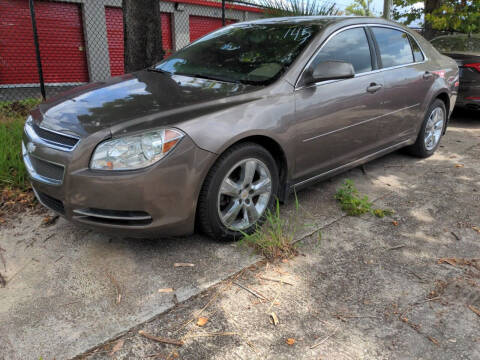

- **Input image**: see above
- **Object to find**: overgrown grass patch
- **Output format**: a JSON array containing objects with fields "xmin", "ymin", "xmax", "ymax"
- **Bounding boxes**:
[
  {"xmin": 239, "ymin": 197, "xmax": 301, "ymax": 260},
  {"xmin": 335, "ymin": 179, "xmax": 393, "ymax": 218},
  {"xmin": 0, "ymin": 98, "xmax": 41, "ymax": 190}
]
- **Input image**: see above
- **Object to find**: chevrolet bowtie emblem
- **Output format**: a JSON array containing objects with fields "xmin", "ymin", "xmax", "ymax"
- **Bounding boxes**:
[{"xmin": 27, "ymin": 142, "xmax": 36, "ymax": 154}]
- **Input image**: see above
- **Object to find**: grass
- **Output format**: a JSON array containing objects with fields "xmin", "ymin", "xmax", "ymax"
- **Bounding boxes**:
[
  {"xmin": 240, "ymin": 196, "xmax": 301, "ymax": 260},
  {"xmin": 0, "ymin": 98, "xmax": 41, "ymax": 189},
  {"xmin": 335, "ymin": 179, "xmax": 393, "ymax": 218}
]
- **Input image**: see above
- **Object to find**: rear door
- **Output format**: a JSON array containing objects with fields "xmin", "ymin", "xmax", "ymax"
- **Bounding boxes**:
[
  {"xmin": 369, "ymin": 27, "xmax": 431, "ymax": 145},
  {"xmin": 293, "ymin": 27, "xmax": 385, "ymax": 182}
]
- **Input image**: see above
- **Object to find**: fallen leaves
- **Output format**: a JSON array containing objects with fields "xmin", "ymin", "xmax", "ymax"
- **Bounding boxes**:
[
  {"xmin": 138, "ymin": 330, "xmax": 184, "ymax": 346},
  {"xmin": 473, "ymin": 226, "xmax": 480, "ymax": 234},
  {"xmin": 158, "ymin": 288, "xmax": 174, "ymax": 293},
  {"xmin": 269, "ymin": 312, "xmax": 279, "ymax": 326},
  {"xmin": 108, "ymin": 339, "xmax": 124, "ymax": 356},
  {"xmin": 42, "ymin": 214, "xmax": 59, "ymax": 227},
  {"xmin": 437, "ymin": 258, "xmax": 457, "ymax": 267},
  {"xmin": 428, "ymin": 336, "xmax": 440, "ymax": 345},
  {"xmin": 233, "ymin": 281, "xmax": 269, "ymax": 301},
  {"xmin": 184, "ymin": 332, "xmax": 237, "ymax": 339},
  {"xmin": 454, "ymin": 164, "xmax": 464, "ymax": 168},
  {"xmin": 468, "ymin": 305, "xmax": 480, "ymax": 317},
  {"xmin": 392, "ymin": 221, "xmax": 399, "ymax": 226},
  {"xmin": 258, "ymin": 275, "xmax": 294, "ymax": 286},
  {"xmin": 174, "ymin": 263, "xmax": 195, "ymax": 268},
  {"xmin": 286, "ymin": 338, "xmax": 295, "ymax": 346},
  {"xmin": 196, "ymin": 316, "xmax": 208, "ymax": 327},
  {"xmin": 0, "ymin": 189, "xmax": 36, "ymax": 223},
  {"xmin": 437, "ymin": 258, "xmax": 480, "ymax": 270}
]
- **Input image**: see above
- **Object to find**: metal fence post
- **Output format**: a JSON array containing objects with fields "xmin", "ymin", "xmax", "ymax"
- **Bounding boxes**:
[
  {"xmin": 29, "ymin": 0, "xmax": 46, "ymax": 100},
  {"xmin": 222, "ymin": 0, "xmax": 226, "ymax": 26}
]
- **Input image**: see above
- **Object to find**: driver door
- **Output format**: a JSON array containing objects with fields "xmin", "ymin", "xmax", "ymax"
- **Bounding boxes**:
[{"xmin": 293, "ymin": 27, "xmax": 386, "ymax": 182}]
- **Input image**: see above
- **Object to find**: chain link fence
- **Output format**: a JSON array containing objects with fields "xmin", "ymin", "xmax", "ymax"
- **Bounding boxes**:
[{"xmin": 0, "ymin": 0, "xmax": 264, "ymax": 102}]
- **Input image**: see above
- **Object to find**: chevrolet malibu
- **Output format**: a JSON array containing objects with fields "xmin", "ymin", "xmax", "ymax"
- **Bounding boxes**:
[{"xmin": 23, "ymin": 16, "xmax": 458, "ymax": 241}]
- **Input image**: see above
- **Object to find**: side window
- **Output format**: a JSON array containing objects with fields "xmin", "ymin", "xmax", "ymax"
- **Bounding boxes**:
[
  {"xmin": 408, "ymin": 34, "xmax": 425, "ymax": 62},
  {"xmin": 371, "ymin": 27, "xmax": 414, "ymax": 68},
  {"xmin": 312, "ymin": 27, "xmax": 372, "ymax": 74}
]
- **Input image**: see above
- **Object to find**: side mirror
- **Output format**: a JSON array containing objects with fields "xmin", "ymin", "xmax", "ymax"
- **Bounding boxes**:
[{"xmin": 303, "ymin": 60, "xmax": 355, "ymax": 85}]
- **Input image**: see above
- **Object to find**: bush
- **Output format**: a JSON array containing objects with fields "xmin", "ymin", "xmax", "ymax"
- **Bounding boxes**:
[{"xmin": 0, "ymin": 99, "xmax": 41, "ymax": 189}]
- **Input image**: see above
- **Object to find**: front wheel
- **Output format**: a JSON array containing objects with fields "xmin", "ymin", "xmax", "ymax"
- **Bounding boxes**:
[
  {"xmin": 197, "ymin": 143, "xmax": 279, "ymax": 241},
  {"xmin": 406, "ymin": 99, "xmax": 446, "ymax": 158}
]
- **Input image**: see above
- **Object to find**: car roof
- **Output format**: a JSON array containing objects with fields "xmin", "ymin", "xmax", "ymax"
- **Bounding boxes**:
[{"xmin": 238, "ymin": 15, "xmax": 400, "ymax": 28}]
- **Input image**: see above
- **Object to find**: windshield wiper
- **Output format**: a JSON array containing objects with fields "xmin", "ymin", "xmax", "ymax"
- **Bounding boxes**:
[
  {"xmin": 174, "ymin": 72, "xmax": 243, "ymax": 84},
  {"xmin": 147, "ymin": 67, "xmax": 171, "ymax": 75}
]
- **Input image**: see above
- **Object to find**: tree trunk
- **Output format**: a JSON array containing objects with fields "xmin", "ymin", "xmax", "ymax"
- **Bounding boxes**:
[
  {"xmin": 423, "ymin": 0, "xmax": 442, "ymax": 40},
  {"xmin": 383, "ymin": 0, "xmax": 392, "ymax": 20},
  {"xmin": 123, "ymin": 0, "xmax": 164, "ymax": 73}
]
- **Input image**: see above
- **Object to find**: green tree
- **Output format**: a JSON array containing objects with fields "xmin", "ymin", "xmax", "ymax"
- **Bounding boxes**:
[
  {"xmin": 259, "ymin": 0, "xmax": 341, "ymax": 17},
  {"xmin": 345, "ymin": 0, "xmax": 374, "ymax": 16},
  {"xmin": 426, "ymin": 0, "xmax": 480, "ymax": 34},
  {"xmin": 393, "ymin": 0, "xmax": 443, "ymax": 39}
]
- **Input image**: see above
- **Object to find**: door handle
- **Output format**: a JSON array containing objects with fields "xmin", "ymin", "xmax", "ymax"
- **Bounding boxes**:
[
  {"xmin": 367, "ymin": 83, "xmax": 382, "ymax": 93},
  {"xmin": 423, "ymin": 71, "xmax": 434, "ymax": 80}
]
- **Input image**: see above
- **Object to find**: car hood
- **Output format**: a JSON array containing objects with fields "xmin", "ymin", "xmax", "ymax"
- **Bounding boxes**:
[{"xmin": 34, "ymin": 70, "xmax": 259, "ymax": 138}]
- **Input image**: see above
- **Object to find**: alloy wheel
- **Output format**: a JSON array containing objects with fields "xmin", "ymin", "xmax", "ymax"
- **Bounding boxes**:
[
  {"xmin": 217, "ymin": 158, "xmax": 272, "ymax": 231},
  {"xmin": 424, "ymin": 107, "xmax": 445, "ymax": 151}
]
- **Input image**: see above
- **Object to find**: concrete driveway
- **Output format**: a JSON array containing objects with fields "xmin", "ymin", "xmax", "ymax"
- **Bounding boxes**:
[
  {"xmin": 1, "ymin": 110, "xmax": 479, "ymax": 360},
  {"xmin": 0, "ymin": 209, "xmax": 260, "ymax": 359}
]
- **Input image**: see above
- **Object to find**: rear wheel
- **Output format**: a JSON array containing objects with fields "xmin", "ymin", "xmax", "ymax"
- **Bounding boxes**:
[
  {"xmin": 197, "ymin": 143, "xmax": 279, "ymax": 241},
  {"xmin": 406, "ymin": 99, "xmax": 446, "ymax": 158}
]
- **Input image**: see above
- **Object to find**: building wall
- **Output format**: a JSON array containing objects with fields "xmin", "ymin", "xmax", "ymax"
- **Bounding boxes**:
[
  {"xmin": 0, "ymin": 0, "xmax": 263, "ymax": 86},
  {"xmin": 0, "ymin": 0, "xmax": 89, "ymax": 85}
]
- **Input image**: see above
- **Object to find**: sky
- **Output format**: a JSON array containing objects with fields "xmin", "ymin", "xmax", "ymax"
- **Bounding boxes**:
[
  {"xmin": 335, "ymin": 0, "xmax": 425, "ymax": 26},
  {"xmin": 335, "ymin": 0, "xmax": 385, "ymax": 14}
]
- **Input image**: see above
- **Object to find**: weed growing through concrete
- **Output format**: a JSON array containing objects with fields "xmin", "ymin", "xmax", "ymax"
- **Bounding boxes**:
[
  {"xmin": 335, "ymin": 179, "xmax": 393, "ymax": 218},
  {"xmin": 240, "ymin": 195, "xmax": 301, "ymax": 260}
]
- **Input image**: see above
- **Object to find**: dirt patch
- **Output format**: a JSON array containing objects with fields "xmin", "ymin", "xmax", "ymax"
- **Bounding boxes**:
[{"xmin": 0, "ymin": 188, "xmax": 44, "ymax": 227}]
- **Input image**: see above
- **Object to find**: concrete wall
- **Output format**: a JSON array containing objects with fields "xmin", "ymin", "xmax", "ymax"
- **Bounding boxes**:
[{"xmin": 49, "ymin": 0, "xmax": 263, "ymax": 82}]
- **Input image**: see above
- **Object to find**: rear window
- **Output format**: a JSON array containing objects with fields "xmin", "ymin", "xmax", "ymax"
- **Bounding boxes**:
[
  {"xmin": 372, "ymin": 27, "xmax": 414, "ymax": 68},
  {"xmin": 431, "ymin": 35, "xmax": 480, "ymax": 56},
  {"xmin": 408, "ymin": 34, "xmax": 425, "ymax": 62}
]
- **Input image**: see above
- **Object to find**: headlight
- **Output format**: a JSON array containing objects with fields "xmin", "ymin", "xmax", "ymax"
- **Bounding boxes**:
[{"xmin": 90, "ymin": 129, "xmax": 184, "ymax": 170}]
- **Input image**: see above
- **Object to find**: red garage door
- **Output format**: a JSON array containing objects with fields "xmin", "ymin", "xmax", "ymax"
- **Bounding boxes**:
[
  {"xmin": 189, "ymin": 16, "xmax": 235, "ymax": 42},
  {"xmin": 0, "ymin": 0, "xmax": 89, "ymax": 85},
  {"xmin": 105, "ymin": 7, "xmax": 172, "ymax": 77}
]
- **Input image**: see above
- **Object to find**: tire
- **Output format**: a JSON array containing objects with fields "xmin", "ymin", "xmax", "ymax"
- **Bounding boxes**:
[
  {"xmin": 197, "ymin": 142, "xmax": 279, "ymax": 241},
  {"xmin": 405, "ymin": 99, "xmax": 447, "ymax": 158}
]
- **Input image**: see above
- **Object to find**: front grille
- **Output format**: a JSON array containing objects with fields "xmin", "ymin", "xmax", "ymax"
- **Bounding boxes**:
[
  {"xmin": 36, "ymin": 191, "xmax": 65, "ymax": 214},
  {"xmin": 29, "ymin": 156, "xmax": 64, "ymax": 181},
  {"xmin": 32, "ymin": 123, "xmax": 79, "ymax": 150}
]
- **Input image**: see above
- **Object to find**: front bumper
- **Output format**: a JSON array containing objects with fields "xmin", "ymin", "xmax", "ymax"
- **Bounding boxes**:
[{"xmin": 23, "ymin": 124, "xmax": 216, "ymax": 237}]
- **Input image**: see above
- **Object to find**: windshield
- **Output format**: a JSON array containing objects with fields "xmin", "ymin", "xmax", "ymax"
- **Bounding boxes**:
[
  {"xmin": 154, "ymin": 23, "xmax": 321, "ymax": 85},
  {"xmin": 431, "ymin": 35, "xmax": 480, "ymax": 56}
]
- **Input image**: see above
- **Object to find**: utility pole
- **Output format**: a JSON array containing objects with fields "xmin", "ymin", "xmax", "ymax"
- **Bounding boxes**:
[
  {"xmin": 29, "ymin": 0, "xmax": 46, "ymax": 100},
  {"xmin": 383, "ymin": 0, "xmax": 392, "ymax": 19}
]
